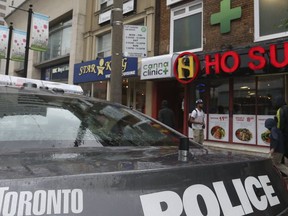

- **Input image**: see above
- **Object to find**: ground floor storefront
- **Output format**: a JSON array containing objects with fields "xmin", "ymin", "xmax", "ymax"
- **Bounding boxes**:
[
  {"xmin": 73, "ymin": 40, "xmax": 288, "ymax": 150},
  {"xmin": 148, "ymin": 40, "xmax": 288, "ymax": 149}
]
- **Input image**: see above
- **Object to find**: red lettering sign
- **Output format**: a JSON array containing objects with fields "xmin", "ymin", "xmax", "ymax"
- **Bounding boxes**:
[
  {"xmin": 270, "ymin": 43, "xmax": 288, "ymax": 68},
  {"xmin": 174, "ymin": 42, "xmax": 288, "ymax": 84},
  {"xmin": 221, "ymin": 51, "xmax": 240, "ymax": 73},
  {"xmin": 205, "ymin": 54, "xmax": 221, "ymax": 74},
  {"xmin": 248, "ymin": 46, "xmax": 266, "ymax": 70}
]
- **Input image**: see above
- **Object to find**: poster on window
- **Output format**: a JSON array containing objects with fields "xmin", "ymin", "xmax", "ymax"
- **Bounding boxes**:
[
  {"xmin": 208, "ymin": 114, "xmax": 229, "ymax": 142},
  {"xmin": 30, "ymin": 13, "xmax": 49, "ymax": 52},
  {"xmin": 233, "ymin": 115, "xmax": 256, "ymax": 144},
  {"xmin": 257, "ymin": 115, "xmax": 274, "ymax": 146},
  {"xmin": 11, "ymin": 29, "xmax": 26, "ymax": 62},
  {"xmin": 0, "ymin": 26, "xmax": 9, "ymax": 59}
]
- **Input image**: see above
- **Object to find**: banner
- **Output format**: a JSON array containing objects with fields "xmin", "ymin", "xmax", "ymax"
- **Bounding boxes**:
[
  {"xmin": 0, "ymin": 26, "xmax": 9, "ymax": 59},
  {"xmin": 11, "ymin": 29, "xmax": 26, "ymax": 62},
  {"xmin": 30, "ymin": 13, "xmax": 49, "ymax": 52}
]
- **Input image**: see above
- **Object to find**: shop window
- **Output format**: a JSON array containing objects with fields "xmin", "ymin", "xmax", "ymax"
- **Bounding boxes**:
[
  {"xmin": 209, "ymin": 80, "xmax": 229, "ymax": 114},
  {"xmin": 96, "ymin": 32, "xmax": 111, "ymax": 58},
  {"xmin": 233, "ymin": 78, "xmax": 256, "ymax": 115},
  {"xmin": 254, "ymin": 0, "xmax": 288, "ymax": 41},
  {"xmin": 93, "ymin": 81, "xmax": 107, "ymax": 100},
  {"xmin": 41, "ymin": 19, "xmax": 72, "ymax": 61},
  {"xmin": 170, "ymin": 1, "xmax": 203, "ymax": 53},
  {"xmin": 257, "ymin": 75, "xmax": 284, "ymax": 115}
]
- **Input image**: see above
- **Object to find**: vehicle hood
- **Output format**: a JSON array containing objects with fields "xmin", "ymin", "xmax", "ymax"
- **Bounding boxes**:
[
  {"xmin": 0, "ymin": 146, "xmax": 287, "ymax": 216},
  {"xmin": 0, "ymin": 146, "xmax": 257, "ymax": 179}
]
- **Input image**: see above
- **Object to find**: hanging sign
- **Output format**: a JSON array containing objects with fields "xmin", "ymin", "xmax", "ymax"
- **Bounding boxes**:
[
  {"xmin": 0, "ymin": 26, "xmax": 9, "ymax": 59},
  {"xmin": 11, "ymin": 29, "xmax": 26, "ymax": 62},
  {"xmin": 31, "ymin": 13, "xmax": 49, "ymax": 52}
]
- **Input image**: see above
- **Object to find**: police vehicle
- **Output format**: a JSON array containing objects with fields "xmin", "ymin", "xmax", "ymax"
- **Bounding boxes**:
[{"xmin": 0, "ymin": 74, "xmax": 287, "ymax": 216}]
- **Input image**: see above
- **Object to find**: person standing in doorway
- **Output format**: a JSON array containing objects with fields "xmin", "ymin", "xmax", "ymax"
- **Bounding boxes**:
[
  {"xmin": 158, "ymin": 100, "xmax": 175, "ymax": 129},
  {"xmin": 189, "ymin": 99, "xmax": 205, "ymax": 144}
]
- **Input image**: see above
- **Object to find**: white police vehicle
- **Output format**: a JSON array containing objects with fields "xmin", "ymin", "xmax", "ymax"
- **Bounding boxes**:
[{"xmin": 0, "ymin": 75, "xmax": 287, "ymax": 216}]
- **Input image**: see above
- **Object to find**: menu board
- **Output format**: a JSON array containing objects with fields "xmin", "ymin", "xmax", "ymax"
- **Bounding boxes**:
[
  {"xmin": 257, "ymin": 115, "xmax": 274, "ymax": 146},
  {"xmin": 233, "ymin": 115, "xmax": 256, "ymax": 144},
  {"xmin": 208, "ymin": 114, "xmax": 229, "ymax": 142}
]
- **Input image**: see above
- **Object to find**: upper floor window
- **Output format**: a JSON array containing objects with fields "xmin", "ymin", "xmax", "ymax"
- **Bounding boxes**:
[
  {"xmin": 170, "ymin": 1, "xmax": 203, "ymax": 53},
  {"xmin": 41, "ymin": 19, "xmax": 72, "ymax": 62},
  {"xmin": 96, "ymin": 32, "xmax": 111, "ymax": 58},
  {"xmin": 254, "ymin": 0, "xmax": 288, "ymax": 41},
  {"xmin": 99, "ymin": 0, "xmax": 113, "ymax": 10}
]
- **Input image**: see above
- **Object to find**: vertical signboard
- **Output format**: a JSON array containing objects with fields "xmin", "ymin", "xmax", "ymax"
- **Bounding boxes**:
[
  {"xmin": 11, "ymin": 29, "xmax": 26, "ymax": 62},
  {"xmin": 0, "ymin": 26, "xmax": 9, "ymax": 59},
  {"xmin": 31, "ymin": 13, "xmax": 49, "ymax": 52},
  {"xmin": 123, "ymin": 25, "xmax": 147, "ymax": 58}
]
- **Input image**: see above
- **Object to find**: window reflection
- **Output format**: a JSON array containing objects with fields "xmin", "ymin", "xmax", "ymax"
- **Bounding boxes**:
[
  {"xmin": 41, "ymin": 19, "xmax": 72, "ymax": 61},
  {"xmin": 233, "ymin": 78, "xmax": 256, "ymax": 115},
  {"xmin": 209, "ymin": 80, "xmax": 229, "ymax": 114},
  {"xmin": 257, "ymin": 75, "xmax": 283, "ymax": 115}
]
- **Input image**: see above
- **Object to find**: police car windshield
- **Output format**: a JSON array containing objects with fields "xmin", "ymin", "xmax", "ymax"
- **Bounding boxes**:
[{"xmin": 0, "ymin": 88, "xmax": 182, "ymax": 149}]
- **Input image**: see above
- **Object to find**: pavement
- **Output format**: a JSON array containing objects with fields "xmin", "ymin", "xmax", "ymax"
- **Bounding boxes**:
[{"xmin": 203, "ymin": 140, "xmax": 269, "ymax": 157}]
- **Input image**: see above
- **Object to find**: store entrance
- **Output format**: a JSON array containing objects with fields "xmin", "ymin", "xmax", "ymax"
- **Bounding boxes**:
[{"xmin": 155, "ymin": 80, "xmax": 184, "ymax": 132}]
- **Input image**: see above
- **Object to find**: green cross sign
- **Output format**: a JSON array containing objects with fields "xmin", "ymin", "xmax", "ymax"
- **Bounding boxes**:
[{"xmin": 210, "ymin": 0, "xmax": 242, "ymax": 34}]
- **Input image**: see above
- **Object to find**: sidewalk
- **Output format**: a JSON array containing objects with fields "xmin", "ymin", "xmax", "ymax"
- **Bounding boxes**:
[{"xmin": 203, "ymin": 140, "xmax": 269, "ymax": 157}]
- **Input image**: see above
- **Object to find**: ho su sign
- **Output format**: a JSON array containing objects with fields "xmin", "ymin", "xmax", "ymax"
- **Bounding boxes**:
[{"xmin": 173, "ymin": 42, "xmax": 288, "ymax": 84}]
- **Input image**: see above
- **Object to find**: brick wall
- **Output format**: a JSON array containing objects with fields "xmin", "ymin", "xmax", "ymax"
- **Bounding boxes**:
[
  {"xmin": 156, "ymin": 0, "xmax": 171, "ymax": 55},
  {"xmin": 204, "ymin": 0, "xmax": 254, "ymax": 52},
  {"xmin": 156, "ymin": 0, "xmax": 255, "ymax": 54}
]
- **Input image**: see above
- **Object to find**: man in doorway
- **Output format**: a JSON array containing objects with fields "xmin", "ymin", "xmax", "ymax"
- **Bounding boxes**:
[
  {"xmin": 189, "ymin": 99, "xmax": 205, "ymax": 144},
  {"xmin": 158, "ymin": 100, "xmax": 175, "ymax": 129}
]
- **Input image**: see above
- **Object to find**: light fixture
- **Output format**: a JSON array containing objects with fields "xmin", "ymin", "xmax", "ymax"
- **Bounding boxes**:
[{"xmin": 240, "ymin": 86, "xmax": 249, "ymax": 89}]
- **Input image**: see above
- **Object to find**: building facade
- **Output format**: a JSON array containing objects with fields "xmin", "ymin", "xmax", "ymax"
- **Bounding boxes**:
[
  {"xmin": 4, "ymin": 0, "xmax": 86, "ymax": 84},
  {"xmin": 2, "ymin": 0, "xmax": 288, "ymax": 150},
  {"xmin": 147, "ymin": 0, "xmax": 288, "ymax": 148},
  {"xmin": 74, "ymin": 0, "xmax": 156, "ymax": 115}
]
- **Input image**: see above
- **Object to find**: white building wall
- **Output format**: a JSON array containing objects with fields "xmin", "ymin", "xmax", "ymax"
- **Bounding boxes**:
[{"xmin": 4, "ymin": 0, "xmax": 86, "ymax": 83}]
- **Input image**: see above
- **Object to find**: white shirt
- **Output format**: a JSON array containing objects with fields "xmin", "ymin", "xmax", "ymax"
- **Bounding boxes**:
[{"xmin": 191, "ymin": 108, "xmax": 205, "ymax": 130}]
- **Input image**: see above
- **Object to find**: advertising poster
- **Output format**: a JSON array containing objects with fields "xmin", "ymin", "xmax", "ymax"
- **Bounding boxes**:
[
  {"xmin": 0, "ymin": 26, "xmax": 9, "ymax": 59},
  {"xmin": 257, "ymin": 115, "xmax": 274, "ymax": 146},
  {"xmin": 11, "ymin": 29, "xmax": 26, "ymax": 62},
  {"xmin": 233, "ymin": 115, "xmax": 256, "ymax": 144},
  {"xmin": 208, "ymin": 114, "xmax": 229, "ymax": 142},
  {"xmin": 31, "ymin": 13, "xmax": 49, "ymax": 52}
]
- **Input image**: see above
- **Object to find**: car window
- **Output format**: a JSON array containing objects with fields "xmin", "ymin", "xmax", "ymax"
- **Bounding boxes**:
[{"xmin": 0, "ymin": 90, "xmax": 183, "ymax": 149}]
